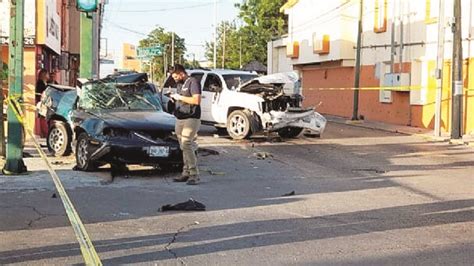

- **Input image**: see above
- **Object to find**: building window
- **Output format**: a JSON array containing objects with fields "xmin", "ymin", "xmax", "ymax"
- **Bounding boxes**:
[
  {"xmin": 425, "ymin": 0, "xmax": 439, "ymax": 24},
  {"xmin": 374, "ymin": 0, "xmax": 387, "ymax": 33},
  {"xmin": 313, "ymin": 34, "xmax": 330, "ymax": 55}
]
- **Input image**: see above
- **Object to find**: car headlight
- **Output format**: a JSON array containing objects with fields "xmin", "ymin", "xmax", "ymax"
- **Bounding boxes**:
[{"xmin": 103, "ymin": 127, "xmax": 130, "ymax": 138}]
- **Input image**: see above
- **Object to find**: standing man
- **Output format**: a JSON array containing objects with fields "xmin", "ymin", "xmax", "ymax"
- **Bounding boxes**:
[{"xmin": 169, "ymin": 64, "xmax": 202, "ymax": 185}]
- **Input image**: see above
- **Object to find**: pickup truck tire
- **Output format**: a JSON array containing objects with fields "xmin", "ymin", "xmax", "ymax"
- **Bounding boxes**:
[
  {"xmin": 227, "ymin": 110, "xmax": 252, "ymax": 140},
  {"xmin": 47, "ymin": 121, "xmax": 71, "ymax": 157},
  {"xmin": 277, "ymin": 127, "xmax": 304, "ymax": 139}
]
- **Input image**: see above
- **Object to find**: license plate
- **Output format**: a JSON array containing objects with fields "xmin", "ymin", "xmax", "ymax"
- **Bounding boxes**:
[{"xmin": 148, "ymin": 146, "xmax": 170, "ymax": 157}]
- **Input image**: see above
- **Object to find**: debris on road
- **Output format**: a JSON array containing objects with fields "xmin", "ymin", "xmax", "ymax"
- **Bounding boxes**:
[
  {"xmin": 201, "ymin": 168, "xmax": 226, "ymax": 176},
  {"xmin": 51, "ymin": 193, "xmax": 57, "ymax": 198},
  {"xmin": 197, "ymin": 148, "xmax": 220, "ymax": 157},
  {"xmin": 281, "ymin": 191, "xmax": 296, "ymax": 197},
  {"xmin": 352, "ymin": 168, "xmax": 388, "ymax": 174},
  {"xmin": 253, "ymin": 152, "xmax": 273, "ymax": 160},
  {"xmin": 160, "ymin": 198, "xmax": 206, "ymax": 212}
]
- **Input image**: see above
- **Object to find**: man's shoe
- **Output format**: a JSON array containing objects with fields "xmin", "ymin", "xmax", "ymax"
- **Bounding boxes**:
[
  {"xmin": 173, "ymin": 175, "xmax": 189, "ymax": 182},
  {"xmin": 186, "ymin": 175, "xmax": 200, "ymax": 185}
]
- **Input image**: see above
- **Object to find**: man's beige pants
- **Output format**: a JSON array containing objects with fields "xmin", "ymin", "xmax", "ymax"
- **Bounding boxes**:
[{"xmin": 175, "ymin": 118, "xmax": 201, "ymax": 176}]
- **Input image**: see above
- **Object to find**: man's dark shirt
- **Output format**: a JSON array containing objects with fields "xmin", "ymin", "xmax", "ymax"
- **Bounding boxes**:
[{"xmin": 175, "ymin": 77, "xmax": 201, "ymax": 120}]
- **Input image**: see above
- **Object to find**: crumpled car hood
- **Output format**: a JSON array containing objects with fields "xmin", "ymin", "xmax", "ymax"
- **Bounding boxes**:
[
  {"xmin": 92, "ymin": 111, "xmax": 176, "ymax": 131},
  {"xmin": 237, "ymin": 72, "xmax": 299, "ymax": 94}
]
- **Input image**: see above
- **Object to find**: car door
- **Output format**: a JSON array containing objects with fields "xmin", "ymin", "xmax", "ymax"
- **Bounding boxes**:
[{"xmin": 201, "ymin": 73, "xmax": 223, "ymax": 123}]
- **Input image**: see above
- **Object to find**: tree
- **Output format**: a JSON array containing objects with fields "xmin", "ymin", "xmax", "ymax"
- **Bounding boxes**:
[
  {"xmin": 236, "ymin": 0, "xmax": 287, "ymax": 66},
  {"xmin": 0, "ymin": 61, "xmax": 7, "ymax": 82},
  {"xmin": 205, "ymin": 21, "xmax": 242, "ymax": 69},
  {"xmin": 139, "ymin": 27, "xmax": 187, "ymax": 83},
  {"xmin": 205, "ymin": 0, "xmax": 287, "ymax": 69}
]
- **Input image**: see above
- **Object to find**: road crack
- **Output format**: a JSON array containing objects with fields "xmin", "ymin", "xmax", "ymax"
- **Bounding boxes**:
[{"xmin": 165, "ymin": 222, "xmax": 198, "ymax": 265}]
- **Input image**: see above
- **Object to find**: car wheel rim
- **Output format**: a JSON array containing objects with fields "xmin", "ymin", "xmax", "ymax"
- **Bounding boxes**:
[
  {"xmin": 49, "ymin": 128, "xmax": 64, "ymax": 152},
  {"xmin": 77, "ymin": 139, "xmax": 88, "ymax": 167},
  {"xmin": 231, "ymin": 115, "xmax": 246, "ymax": 136}
]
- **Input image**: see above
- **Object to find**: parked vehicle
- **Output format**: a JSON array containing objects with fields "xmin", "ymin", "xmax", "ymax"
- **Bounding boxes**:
[
  {"xmin": 162, "ymin": 69, "xmax": 327, "ymax": 140},
  {"xmin": 37, "ymin": 73, "xmax": 182, "ymax": 171}
]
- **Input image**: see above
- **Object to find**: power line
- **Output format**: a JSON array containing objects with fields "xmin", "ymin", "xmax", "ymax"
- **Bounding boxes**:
[
  {"xmin": 114, "ymin": 2, "xmax": 215, "ymax": 13},
  {"xmin": 105, "ymin": 20, "xmax": 148, "ymax": 36}
]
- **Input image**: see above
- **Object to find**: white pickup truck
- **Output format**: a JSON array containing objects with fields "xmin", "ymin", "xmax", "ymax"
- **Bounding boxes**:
[{"xmin": 162, "ymin": 69, "xmax": 326, "ymax": 140}]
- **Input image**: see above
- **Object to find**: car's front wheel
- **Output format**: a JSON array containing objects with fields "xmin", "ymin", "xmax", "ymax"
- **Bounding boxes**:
[
  {"xmin": 227, "ymin": 110, "xmax": 252, "ymax": 140},
  {"xmin": 47, "ymin": 121, "xmax": 71, "ymax": 157},
  {"xmin": 75, "ymin": 133, "xmax": 98, "ymax": 171}
]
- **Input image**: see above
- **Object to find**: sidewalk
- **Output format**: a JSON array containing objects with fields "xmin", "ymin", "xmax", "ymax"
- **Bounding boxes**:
[{"xmin": 325, "ymin": 115, "xmax": 474, "ymax": 146}]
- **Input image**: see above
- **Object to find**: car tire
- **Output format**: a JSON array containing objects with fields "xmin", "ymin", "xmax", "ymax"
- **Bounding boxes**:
[
  {"xmin": 277, "ymin": 127, "xmax": 304, "ymax": 139},
  {"xmin": 47, "ymin": 121, "xmax": 71, "ymax": 157},
  {"xmin": 75, "ymin": 133, "xmax": 98, "ymax": 172},
  {"xmin": 227, "ymin": 110, "xmax": 252, "ymax": 140}
]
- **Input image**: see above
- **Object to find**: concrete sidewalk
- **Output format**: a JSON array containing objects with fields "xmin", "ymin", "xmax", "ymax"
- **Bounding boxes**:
[{"xmin": 325, "ymin": 114, "xmax": 474, "ymax": 146}]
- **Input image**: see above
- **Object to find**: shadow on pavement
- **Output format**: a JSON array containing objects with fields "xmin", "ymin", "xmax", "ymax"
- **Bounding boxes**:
[{"xmin": 0, "ymin": 199, "xmax": 472, "ymax": 264}]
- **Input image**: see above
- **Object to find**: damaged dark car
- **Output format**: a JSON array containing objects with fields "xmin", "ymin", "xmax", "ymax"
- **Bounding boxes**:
[{"xmin": 38, "ymin": 73, "xmax": 183, "ymax": 171}]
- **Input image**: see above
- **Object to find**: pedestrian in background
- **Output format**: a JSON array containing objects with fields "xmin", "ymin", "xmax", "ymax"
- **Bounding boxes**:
[
  {"xmin": 34, "ymin": 68, "xmax": 49, "ymax": 137},
  {"xmin": 169, "ymin": 64, "xmax": 202, "ymax": 185}
]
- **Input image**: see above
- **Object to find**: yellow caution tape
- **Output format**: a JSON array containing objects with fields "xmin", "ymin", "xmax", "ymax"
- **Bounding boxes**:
[
  {"xmin": 6, "ymin": 95, "xmax": 102, "ymax": 266},
  {"xmin": 303, "ymin": 85, "xmax": 474, "ymax": 92}
]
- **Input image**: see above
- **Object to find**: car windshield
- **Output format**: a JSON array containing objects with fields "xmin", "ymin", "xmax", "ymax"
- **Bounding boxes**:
[
  {"xmin": 79, "ymin": 81, "xmax": 162, "ymax": 111},
  {"xmin": 222, "ymin": 74, "xmax": 258, "ymax": 90}
]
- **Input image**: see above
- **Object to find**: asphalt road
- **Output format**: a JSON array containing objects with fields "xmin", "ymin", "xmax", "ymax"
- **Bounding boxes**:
[{"xmin": 0, "ymin": 122, "xmax": 473, "ymax": 265}]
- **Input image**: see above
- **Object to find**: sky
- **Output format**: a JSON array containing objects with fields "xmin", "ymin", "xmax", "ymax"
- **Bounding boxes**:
[{"xmin": 101, "ymin": 0, "xmax": 242, "ymax": 64}]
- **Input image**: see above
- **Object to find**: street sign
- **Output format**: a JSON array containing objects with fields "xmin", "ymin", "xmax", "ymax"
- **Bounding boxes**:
[
  {"xmin": 137, "ymin": 46, "xmax": 163, "ymax": 59},
  {"xmin": 77, "ymin": 0, "xmax": 98, "ymax": 12}
]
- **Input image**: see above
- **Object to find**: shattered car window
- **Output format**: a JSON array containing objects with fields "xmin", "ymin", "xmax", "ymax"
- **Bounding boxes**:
[
  {"xmin": 222, "ymin": 74, "xmax": 258, "ymax": 90},
  {"xmin": 79, "ymin": 82, "xmax": 162, "ymax": 111}
]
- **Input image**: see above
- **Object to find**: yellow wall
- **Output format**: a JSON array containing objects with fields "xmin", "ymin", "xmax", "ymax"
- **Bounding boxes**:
[
  {"xmin": 416, "ymin": 58, "xmax": 474, "ymax": 135},
  {"xmin": 122, "ymin": 44, "xmax": 141, "ymax": 72},
  {"xmin": 2, "ymin": 46, "xmax": 37, "ymax": 137}
]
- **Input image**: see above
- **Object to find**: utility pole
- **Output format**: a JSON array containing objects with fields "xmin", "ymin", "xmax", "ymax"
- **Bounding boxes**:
[
  {"xmin": 222, "ymin": 24, "xmax": 226, "ymax": 68},
  {"xmin": 451, "ymin": 0, "xmax": 463, "ymax": 139},
  {"xmin": 213, "ymin": 0, "xmax": 217, "ymax": 69},
  {"xmin": 0, "ymin": 16, "xmax": 5, "ymax": 158},
  {"xmin": 3, "ymin": 0, "xmax": 27, "ymax": 174},
  {"xmin": 434, "ymin": 0, "xmax": 446, "ymax": 137},
  {"xmin": 171, "ymin": 32, "xmax": 175, "ymax": 67},
  {"xmin": 352, "ymin": 0, "xmax": 363, "ymax": 121},
  {"xmin": 80, "ymin": 13, "xmax": 93, "ymax": 79}
]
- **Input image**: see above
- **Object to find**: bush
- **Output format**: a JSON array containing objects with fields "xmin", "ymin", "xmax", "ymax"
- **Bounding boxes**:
[{"xmin": 0, "ymin": 63, "xmax": 7, "ymax": 81}]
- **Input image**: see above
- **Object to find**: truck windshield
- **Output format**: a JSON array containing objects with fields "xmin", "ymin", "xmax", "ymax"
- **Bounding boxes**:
[
  {"xmin": 222, "ymin": 74, "xmax": 258, "ymax": 90},
  {"xmin": 79, "ymin": 82, "xmax": 162, "ymax": 111}
]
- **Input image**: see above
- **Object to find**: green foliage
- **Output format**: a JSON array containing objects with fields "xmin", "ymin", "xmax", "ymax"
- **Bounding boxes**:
[
  {"xmin": 139, "ymin": 27, "xmax": 187, "ymax": 83},
  {"xmin": 205, "ymin": 0, "xmax": 287, "ymax": 69},
  {"xmin": 205, "ymin": 21, "xmax": 242, "ymax": 69},
  {"xmin": 0, "ymin": 62, "xmax": 7, "ymax": 81}
]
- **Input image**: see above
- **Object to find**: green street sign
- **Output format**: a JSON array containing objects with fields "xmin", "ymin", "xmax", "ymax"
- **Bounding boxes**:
[
  {"xmin": 77, "ymin": 0, "xmax": 98, "ymax": 12},
  {"xmin": 137, "ymin": 46, "xmax": 163, "ymax": 59}
]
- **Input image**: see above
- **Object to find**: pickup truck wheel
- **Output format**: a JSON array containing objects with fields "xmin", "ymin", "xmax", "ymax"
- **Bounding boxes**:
[
  {"xmin": 75, "ymin": 133, "xmax": 98, "ymax": 171},
  {"xmin": 227, "ymin": 110, "xmax": 252, "ymax": 140},
  {"xmin": 277, "ymin": 127, "xmax": 304, "ymax": 138},
  {"xmin": 47, "ymin": 122, "xmax": 71, "ymax": 157}
]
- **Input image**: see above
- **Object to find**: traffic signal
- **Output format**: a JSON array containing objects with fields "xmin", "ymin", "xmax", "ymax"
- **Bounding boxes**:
[{"xmin": 77, "ymin": 0, "xmax": 98, "ymax": 12}]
